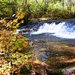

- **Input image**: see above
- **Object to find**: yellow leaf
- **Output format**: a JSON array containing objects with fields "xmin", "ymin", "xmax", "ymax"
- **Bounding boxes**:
[{"xmin": 13, "ymin": 19, "xmax": 18, "ymax": 23}]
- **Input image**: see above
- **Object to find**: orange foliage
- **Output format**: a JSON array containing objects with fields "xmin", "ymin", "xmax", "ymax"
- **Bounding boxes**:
[{"xmin": 0, "ymin": 12, "xmax": 29, "ymax": 74}]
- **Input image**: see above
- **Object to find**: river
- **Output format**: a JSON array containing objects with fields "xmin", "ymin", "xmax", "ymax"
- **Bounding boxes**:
[{"xmin": 17, "ymin": 19, "xmax": 75, "ymax": 73}]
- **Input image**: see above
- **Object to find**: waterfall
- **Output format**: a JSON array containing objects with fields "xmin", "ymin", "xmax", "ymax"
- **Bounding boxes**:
[{"xmin": 31, "ymin": 22, "xmax": 75, "ymax": 39}]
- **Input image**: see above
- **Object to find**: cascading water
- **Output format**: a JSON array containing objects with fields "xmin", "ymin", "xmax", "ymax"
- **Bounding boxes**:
[{"xmin": 31, "ymin": 22, "xmax": 75, "ymax": 39}]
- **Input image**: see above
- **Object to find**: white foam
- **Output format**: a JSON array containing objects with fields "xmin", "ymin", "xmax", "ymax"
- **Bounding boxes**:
[{"xmin": 31, "ymin": 22, "xmax": 75, "ymax": 39}]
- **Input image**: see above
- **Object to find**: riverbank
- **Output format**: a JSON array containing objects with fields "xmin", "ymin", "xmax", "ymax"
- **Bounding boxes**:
[{"xmin": 29, "ymin": 17, "xmax": 75, "ymax": 21}]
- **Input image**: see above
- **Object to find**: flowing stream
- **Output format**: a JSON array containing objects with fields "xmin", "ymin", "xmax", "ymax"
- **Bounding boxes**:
[
  {"xmin": 31, "ymin": 21, "xmax": 75, "ymax": 39},
  {"xmin": 18, "ymin": 19, "xmax": 75, "ymax": 72}
]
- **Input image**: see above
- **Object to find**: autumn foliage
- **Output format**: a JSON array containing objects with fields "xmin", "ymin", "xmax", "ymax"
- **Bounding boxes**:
[{"xmin": 0, "ymin": 12, "xmax": 30, "ymax": 74}]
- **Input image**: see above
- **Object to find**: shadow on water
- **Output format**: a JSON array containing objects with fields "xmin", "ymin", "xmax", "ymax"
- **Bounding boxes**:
[{"xmin": 27, "ymin": 33, "xmax": 75, "ymax": 69}]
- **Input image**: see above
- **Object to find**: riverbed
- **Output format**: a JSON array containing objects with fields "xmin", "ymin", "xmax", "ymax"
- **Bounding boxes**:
[{"xmin": 18, "ymin": 19, "xmax": 75, "ymax": 72}]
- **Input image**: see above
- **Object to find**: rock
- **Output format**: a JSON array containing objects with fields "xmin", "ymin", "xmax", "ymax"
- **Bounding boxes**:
[
  {"xmin": 63, "ymin": 66, "xmax": 75, "ymax": 75},
  {"xmin": 29, "ymin": 41, "xmax": 34, "ymax": 47}
]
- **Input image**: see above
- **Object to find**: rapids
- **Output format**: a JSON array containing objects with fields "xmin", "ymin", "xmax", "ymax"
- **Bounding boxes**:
[{"xmin": 30, "ymin": 21, "xmax": 75, "ymax": 39}]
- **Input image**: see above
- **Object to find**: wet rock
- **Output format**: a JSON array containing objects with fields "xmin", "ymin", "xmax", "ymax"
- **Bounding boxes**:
[
  {"xmin": 18, "ymin": 28, "xmax": 31, "ymax": 34},
  {"xmin": 33, "ymin": 28, "xmax": 38, "ymax": 31}
]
